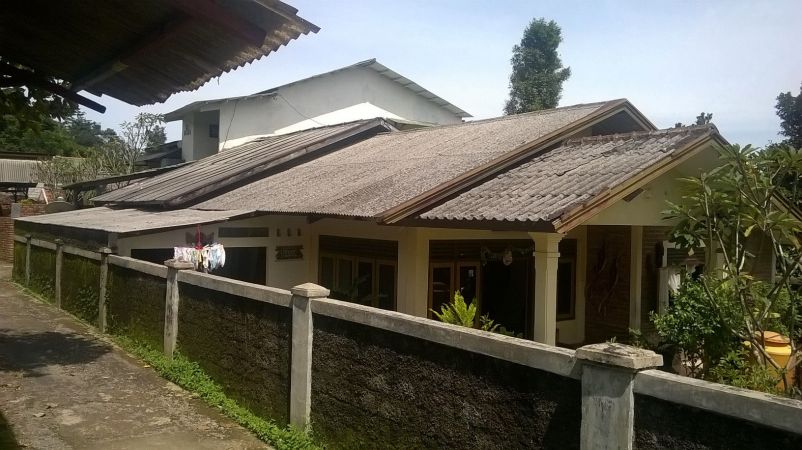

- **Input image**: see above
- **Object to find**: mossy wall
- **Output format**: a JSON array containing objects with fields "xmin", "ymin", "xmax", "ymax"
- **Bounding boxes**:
[
  {"xmin": 177, "ymin": 283, "xmax": 292, "ymax": 424},
  {"xmin": 60, "ymin": 253, "xmax": 100, "ymax": 325},
  {"xmin": 107, "ymin": 265, "xmax": 166, "ymax": 351},
  {"xmin": 12, "ymin": 241, "xmax": 25, "ymax": 282},
  {"xmin": 634, "ymin": 394, "xmax": 802, "ymax": 449},
  {"xmin": 27, "ymin": 246, "xmax": 56, "ymax": 302},
  {"xmin": 310, "ymin": 314, "xmax": 582, "ymax": 449}
]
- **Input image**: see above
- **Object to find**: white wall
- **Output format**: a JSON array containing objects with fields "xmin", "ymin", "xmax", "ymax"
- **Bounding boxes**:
[{"xmin": 181, "ymin": 66, "xmax": 464, "ymax": 157}]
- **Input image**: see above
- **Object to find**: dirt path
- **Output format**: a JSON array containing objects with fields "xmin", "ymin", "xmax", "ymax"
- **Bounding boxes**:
[{"xmin": 0, "ymin": 263, "xmax": 269, "ymax": 449}]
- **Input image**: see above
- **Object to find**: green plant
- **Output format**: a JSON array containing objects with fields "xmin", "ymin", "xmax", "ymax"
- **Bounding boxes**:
[
  {"xmin": 113, "ymin": 336, "xmax": 320, "ymax": 450},
  {"xmin": 431, "ymin": 291, "xmax": 498, "ymax": 332},
  {"xmin": 709, "ymin": 348, "xmax": 780, "ymax": 394},
  {"xmin": 665, "ymin": 143, "xmax": 802, "ymax": 393}
]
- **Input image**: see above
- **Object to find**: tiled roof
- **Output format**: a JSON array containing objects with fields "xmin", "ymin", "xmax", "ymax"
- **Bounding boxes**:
[
  {"xmin": 191, "ymin": 101, "xmax": 615, "ymax": 216},
  {"xmin": 419, "ymin": 125, "xmax": 718, "ymax": 224},
  {"xmin": 93, "ymin": 119, "xmax": 392, "ymax": 207}
]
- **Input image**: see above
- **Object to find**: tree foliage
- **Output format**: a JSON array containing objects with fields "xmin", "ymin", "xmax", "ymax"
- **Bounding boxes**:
[
  {"xmin": 504, "ymin": 18, "xmax": 571, "ymax": 115},
  {"xmin": 776, "ymin": 82, "xmax": 802, "ymax": 148},
  {"xmin": 663, "ymin": 143, "xmax": 802, "ymax": 395},
  {"xmin": 118, "ymin": 113, "xmax": 166, "ymax": 174},
  {"xmin": 674, "ymin": 112, "xmax": 713, "ymax": 128}
]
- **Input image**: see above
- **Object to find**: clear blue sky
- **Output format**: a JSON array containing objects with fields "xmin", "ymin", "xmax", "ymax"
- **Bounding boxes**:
[{"xmin": 83, "ymin": 0, "xmax": 802, "ymax": 147}]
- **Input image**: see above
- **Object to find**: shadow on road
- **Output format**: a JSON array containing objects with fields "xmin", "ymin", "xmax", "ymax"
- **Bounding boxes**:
[
  {"xmin": 0, "ymin": 410, "xmax": 20, "ymax": 449},
  {"xmin": 0, "ymin": 328, "xmax": 110, "ymax": 377}
]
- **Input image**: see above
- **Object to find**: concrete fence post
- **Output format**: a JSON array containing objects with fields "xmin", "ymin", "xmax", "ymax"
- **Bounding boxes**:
[
  {"xmin": 289, "ymin": 282, "xmax": 329, "ymax": 430},
  {"xmin": 54, "ymin": 239, "xmax": 63, "ymax": 308},
  {"xmin": 24, "ymin": 234, "xmax": 31, "ymax": 286},
  {"xmin": 576, "ymin": 343, "xmax": 662, "ymax": 450},
  {"xmin": 163, "ymin": 259, "xmax": 194, "ymax": 359},
  {"xmin": 98, "ymin": 247, "xmax": 113, "ymax": 333}
]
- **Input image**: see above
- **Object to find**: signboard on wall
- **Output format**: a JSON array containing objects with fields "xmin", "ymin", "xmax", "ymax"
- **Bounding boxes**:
[{"xmin": 276, "ymin": 245, "xmax": 303, "ymax": 261}]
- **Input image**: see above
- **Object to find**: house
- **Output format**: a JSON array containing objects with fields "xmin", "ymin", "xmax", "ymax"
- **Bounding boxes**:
[
  {"xmin": 165, "ymin": 59, "xmax": 471, "ymax": 161},
  {"xmin": 15, "ymin": 99, "xmax": 776, "ymax": 347}
]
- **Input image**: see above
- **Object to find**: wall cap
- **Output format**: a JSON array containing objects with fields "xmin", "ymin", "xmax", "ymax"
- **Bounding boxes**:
[
  {"xmin": 576, "ymin": 343, "xmax": 662, "ymax": 370},
  {"xmin": 164, "ymin": 259, "xmax": 195, "ymax": 270},
  {"xmin": 291, "ymin": 283, "xmax": 330, "ymax": 298}
]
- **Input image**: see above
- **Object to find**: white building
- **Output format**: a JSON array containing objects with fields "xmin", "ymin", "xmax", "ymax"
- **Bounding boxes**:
[{"xmin": 165, "ymin": 59, "xmax": 471, "ymax": 162}]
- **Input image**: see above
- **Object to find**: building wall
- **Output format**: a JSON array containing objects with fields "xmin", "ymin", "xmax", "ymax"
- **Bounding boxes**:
[{"xmin": 181, "ymin": 66, "xmax": 463, "ymax": 156}]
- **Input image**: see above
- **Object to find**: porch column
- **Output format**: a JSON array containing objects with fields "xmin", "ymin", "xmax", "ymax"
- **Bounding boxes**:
[
  {"xmin": 629, "ymin": 226, "xmax": 643, "ymax": 330},
  {"xmin": 530, "ymin": 232, "xmax": 562, "ymax": 345},
  {"xmin": 397, "ymin": 228, "xmax": 429, "ymax": 317}
]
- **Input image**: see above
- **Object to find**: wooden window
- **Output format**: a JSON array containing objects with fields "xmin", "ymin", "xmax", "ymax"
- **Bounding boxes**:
[{"xmin": 319, "ymin": 252, "xmax": 397, "ymax": 311}]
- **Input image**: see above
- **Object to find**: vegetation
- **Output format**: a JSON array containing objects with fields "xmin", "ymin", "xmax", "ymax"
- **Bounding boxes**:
[
  {"xmin": 112, "ymin": 336, "xmax": 321, "ymax": 450},
  {"xmin": 504, "ymin": 18, "xmax": 571, "ymax": 115},
  {"xmin": 431, "ymin": 291, "xmax": 499, "ymax": 332},
  {"xmin": 660, "ymin": 143, "xmax": 802, "ymax": 396},
  {"xmin": 675, "ymin": 112, "xmax": 714, "ymax": 128},
  {"xmin": 776, "ymin": 81, "xmax": 801, "ymax": 149}
]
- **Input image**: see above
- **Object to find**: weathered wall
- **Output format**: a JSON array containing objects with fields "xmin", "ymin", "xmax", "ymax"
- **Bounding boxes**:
[
  {"xmin": 177, "ymin": 283, "xmax": 291, "ymax": 424},
  {"xmin": 27, "ymin": 246, "xmax": 56, "ymax": 301},
  {"xmin": 634, "ymin": 394, "xmax": 802, "ymax": 449},
  {"xmin": 310, "ymin": 314, "xmax": 581, "ymax": 449},
  {"xmin": 107, "ymin": 265, "xmax": 166, "ymax": 350},
  {"xmin": 60, "ymin": 253, "xmax": 100, "ymax": 325},
  {"xmin": 11, "ymin": 240, "xmax": 25, "ymax": 281},
  {"xmin": 0, "ymin": 217, "xmax": 13, "ymax": 262},
  {"xmin": 585, "ymin": 225, "xmax": 631, "ymax": 343}
]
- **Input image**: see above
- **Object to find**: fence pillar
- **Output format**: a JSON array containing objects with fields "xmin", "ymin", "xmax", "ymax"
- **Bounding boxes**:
[
  {"xmin": 163, "ymin": 259, "xmax": 194, "ymax": 359},
  {"xmin": 289, "ymin": 282, "xmax": 329, "ymax": 430},
  {"xmin": 98, "ymin": 247, "xmax": 112, "ymax": 332},
  {"xmin": 576, "ymin": 343, "xmax": 662, "ymax": 450},
  {"xmin": 24, "ymin": 234, "xmax": 31, "ymax": 286},
  {"xmin": 54, "ymin": 239, "xmax": 63, "ymax": 308}
]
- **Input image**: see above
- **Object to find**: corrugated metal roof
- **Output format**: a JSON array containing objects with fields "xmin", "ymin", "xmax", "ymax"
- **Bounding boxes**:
[
  {"xmin": 0, "ymin": 0, "xmax": 318, "ymax": 106},
  {"xmin": 164, "ymin": 58, "xmax": 470, "ymax": 121},
  {"xmin": 419, "ymin": 125, "xmax": 718, "ymax": 224},
  {"xmin": 93, "ymin": 119, "xmax": 393, "ymax": 207},
  {"xmin": 0, "ymin": 159, "xmax": 39, "ymax": 185},
  {"xmin": 15, "ymin": 207, "xmax": 256, "ymax": 235},
  {"xmin": 191, "ymin": 101, "xmax": 612, "ymax": 217}
]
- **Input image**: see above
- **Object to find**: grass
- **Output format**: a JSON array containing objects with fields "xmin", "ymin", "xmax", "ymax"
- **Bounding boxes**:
[{"xmin": 112, "ymin": 336, "xmax": 322, "ymax": 450}]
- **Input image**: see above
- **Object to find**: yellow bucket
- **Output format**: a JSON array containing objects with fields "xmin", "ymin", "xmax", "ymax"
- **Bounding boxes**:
[{"xmin": 760, "ymin": 331, "xmax": 795, "ymax": 390}]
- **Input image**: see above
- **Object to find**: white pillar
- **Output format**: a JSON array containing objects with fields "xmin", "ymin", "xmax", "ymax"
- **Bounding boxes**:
[
  {"xmin": 397, "ymin": 228, "xmax": 429, "ymax": 317},
  {"xmin": 530, "ymin": 232, "xmax": 562, "ymax": 345},
  {"xmin": 290, "ymin": 282, "xmax": 329, "ymax": 431},
  {"xmin": 629, "ymin": 226, "xmax": 643, "ymax": 330}
]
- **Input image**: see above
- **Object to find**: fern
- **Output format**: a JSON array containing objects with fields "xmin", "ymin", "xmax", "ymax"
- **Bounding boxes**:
[{"xmin": 431, "ymin": 291, "xmax": 499, "ymax": 332}]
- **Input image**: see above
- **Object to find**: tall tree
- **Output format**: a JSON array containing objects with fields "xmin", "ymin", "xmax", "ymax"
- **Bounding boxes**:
[
  {"xmin": 776, "ymin": 82, "xmax": 802, "ymax": 148},
  {"xmin": 504, "ymin": 18, "xmax": 571, "ymax": 115},
  {"xmin": 119, "ymin": 113, "xmax": 166, "ymax": 173}
]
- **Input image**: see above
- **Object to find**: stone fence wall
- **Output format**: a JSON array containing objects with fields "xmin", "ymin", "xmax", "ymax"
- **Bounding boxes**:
[{"xmin": 12, "ymin": 234, "xmax": 802, "ymax": 449}]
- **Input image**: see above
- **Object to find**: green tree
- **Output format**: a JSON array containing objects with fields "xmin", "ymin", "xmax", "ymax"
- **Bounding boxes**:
[
  {"xmin": 674, "ymin": 112, "xmax": 713, "ymax": 128},
  {"xmin": 65, "ymin": 111, "xmax": 118, "ymax": 148},
  {"xmin": 504, "ymin": 18, "xmax": 571, "ymax": 115},
  {"xmin": 664, "ymin": 144, "xmax": 802, "ymax": 395},
  {"xmin": 776, "ymin": 82, "xmax": 802, "ymax": 148},
  {"xmin": 119, "ymin": 113, "xmax": 166, "ymax": 173}
]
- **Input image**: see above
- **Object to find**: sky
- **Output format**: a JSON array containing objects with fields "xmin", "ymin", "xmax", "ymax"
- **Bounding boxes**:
[{"xmin": 82, "ymin": 0, "xmax": 802, "ymax": 147}]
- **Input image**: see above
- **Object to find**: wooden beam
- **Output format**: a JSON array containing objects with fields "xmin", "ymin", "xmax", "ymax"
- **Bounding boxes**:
[
  {"xmin": 72, "ymin": 17, "xmax": 192, "ymax": 91},
  {"xmin": 0, "ymin": 63, "xmax": 106, "ymax": 113},
  {"xmin": 167, "ymin": 0, "xmax": 267, "ymax": 47}
]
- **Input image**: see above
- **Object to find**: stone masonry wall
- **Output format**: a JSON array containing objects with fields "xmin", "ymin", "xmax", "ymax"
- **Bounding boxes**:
[
  {"xmin": 27, "ymin": 246, "xmax": 56, "ymax": 302},
  {"xmin": 177, "ymin": 283, "xmax": 292, "ymax": 424},
  {"xmin": 11, "ymin": 240, "xmax": 25, "ymax": 282},
  {"xmin": 310, "ymin": 314, "xmax": 581, "ymax": 449},
  {"xmin": 634, "ymin": 394, "xmax": 802, "ymax": 449},
  {"xmin": 60, "ymin": 253, "xmax": 100, "ymax": 325},
  {"xmin": 585, "ymin": 225, "xmax": 631, "ymax": 343},
  {"xmin": 107, "ymin": 265, "xmax": 166, "ymax": 351}
]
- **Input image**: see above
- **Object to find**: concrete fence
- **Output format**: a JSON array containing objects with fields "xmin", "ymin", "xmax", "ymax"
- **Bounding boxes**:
[{"xmin": 12, "ymin": 235, "xmax": 802, "ymax": 449}]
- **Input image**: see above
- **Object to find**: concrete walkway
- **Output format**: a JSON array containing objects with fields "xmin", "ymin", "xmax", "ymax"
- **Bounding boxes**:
[{"xmin": 0, "ymin": 263, "xmax": 268, "ymax": 449}]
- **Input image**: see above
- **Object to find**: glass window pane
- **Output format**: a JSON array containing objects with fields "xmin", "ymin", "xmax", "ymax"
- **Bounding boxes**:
[
  {"xmin": 378, "ymin": 264, "xmax": 396, "ymax": 311},
  {"xmin": 357, "ymin": 261, "xmax": 374, "ymax": 305},
  {"xmin": 320, "ymin": 256, "xmax": 334, "ymax": 289},
  {"xmin": 336, "ymin": 258, "xmax": 353, "ymax": 299},
  {"xmin": 557, "ymin": 260, "xmax": 574, "ymax": 318},
  {"xmin": 458, "ymin": 265, "xmax": 478, "ymax": 304},
  {"xmin": 431, "ymin": 266, "xmax": 452, "ymax": 314}
]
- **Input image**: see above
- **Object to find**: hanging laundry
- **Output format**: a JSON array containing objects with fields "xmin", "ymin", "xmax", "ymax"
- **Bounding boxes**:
[{"xmin": 174, "ymin": 243, "xmax": 226, "ymax": 272}]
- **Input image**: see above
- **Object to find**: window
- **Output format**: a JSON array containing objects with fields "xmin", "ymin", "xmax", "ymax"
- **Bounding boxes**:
[
  {"xmin": 318, "ymin": 253, "xmax": 397, "ymax": 311},
  {"xmin": 557, "ymin": 258, "xmax": 576, "ymax": 320},
  {"xmin": 429, "ymin": 263, "xmax": 453, "ymax": 315},
  {"xmin": 209, "ymin": 124, "xmax": 219, "ymax": 138}
]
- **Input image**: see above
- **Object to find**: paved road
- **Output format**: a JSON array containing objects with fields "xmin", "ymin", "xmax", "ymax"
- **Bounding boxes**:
[{"xmin": 0, "ymin": 263, "xmax": 268, "ymax": 449}]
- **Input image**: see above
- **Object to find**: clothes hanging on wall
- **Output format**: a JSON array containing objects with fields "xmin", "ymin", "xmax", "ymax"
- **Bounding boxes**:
[{"xmin": 174, "ymin": 243, "xmax": 226, "ymax": 272}]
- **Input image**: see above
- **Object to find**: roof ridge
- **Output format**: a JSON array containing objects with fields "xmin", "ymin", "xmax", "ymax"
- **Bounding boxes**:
[
  {"xmin": 565, "ymin": 123, "xmax": 717, "ymax": 145},
  {"xmin": 374, "ymin": 100, "xmax": 621, "ymax": 137}
]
